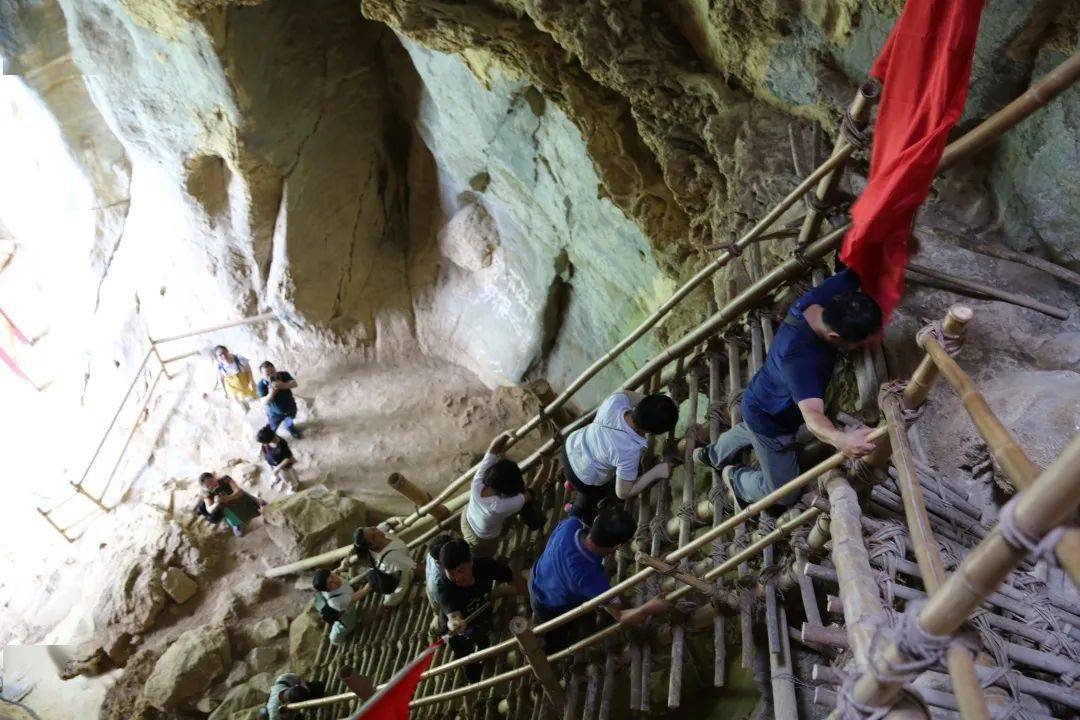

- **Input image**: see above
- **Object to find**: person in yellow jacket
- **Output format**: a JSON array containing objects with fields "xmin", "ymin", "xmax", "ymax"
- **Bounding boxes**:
[{"xmin": 214, "ymin": 345, "xmax": 256, "ymax": 402}]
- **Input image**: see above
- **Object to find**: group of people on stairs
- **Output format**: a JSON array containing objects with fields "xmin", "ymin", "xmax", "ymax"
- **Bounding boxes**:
[{"xmin": 265, "ymin": 264, "xmax": 885, "ymax": 717}]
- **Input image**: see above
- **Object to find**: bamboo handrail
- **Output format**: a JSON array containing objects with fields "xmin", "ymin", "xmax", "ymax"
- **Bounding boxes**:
[
  {"xmin": 883, "ymin": 394, "xmax": 992, "ymax": 720},
  {"xmin": 148, "ymin": 310, "xmax": 277, "ymax": 344},
  {"xmin": 921, "ymin": 335, "xmax": 1080, "ymax": 589},
  {"xmin": 832, "ymin": 431, "xmax": 1080, "ymax": 717}
]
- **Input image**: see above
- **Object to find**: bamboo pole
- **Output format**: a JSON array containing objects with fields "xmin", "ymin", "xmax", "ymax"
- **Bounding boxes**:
[
  {"xmin": 387, "ymin": 473, "xmax": 450, "ymax": 521},
  {"xmin": 149, "ymin": 310, "xmax": 277, "ymax": 344},
  {"xmin": 906, "ymin": 263, "xmax": 1068, "ymax": 320},
  {"xmin": 822, "ymin": 470, "xmax": 892, "ymax": 669},
  {"xmin": 883, "ymin": 394, "xmax": 992, "ymax": 720},
  {"xmin": 510, "ymin": 618, "xmax": 565, "ymax": 712},
  {"xmin": 95, "ymin": 368, "xmax": 165, "ymax": 504},
  {"xmin": 668, "ymin": 364, "xmax": 702, "ymax": 708},
  {"xmin": 833, "ymin": 431, "xmax": 1080, "ymax": 717},
  {"xmin": 966, "ymin": 240, "xmax": 1080, "ymax": 289},
  {"xmin": 922, "ymin": 333, "xmax": 1080, "ymax": 588},
  {"xmin": 939, "ymin": 50, "xmax": 1080, "ymax": 167},
  {"xmin": 724, "ymin": 330, "xmax": 755, "ymax": 670},
  {"xmin": 795, "ymin": 80, "xmax": 879, "ymax": 248},
  {"xmin": 707, "ymin": 346, "xmax": 727, "ymax": 687}
]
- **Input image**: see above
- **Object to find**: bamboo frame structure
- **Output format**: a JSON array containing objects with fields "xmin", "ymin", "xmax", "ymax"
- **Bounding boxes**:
[
  {"xmin": 510, "ymin": 617, "xmax": 565, "ymax": 712},
  {"xmin": 883, "ymin": 394, "xmax": 992, "ymax": 720},
  {"xmin": 832, "ymin": 432, "xmax": 1080, "ymax": 718},
  {"xmin": 920, "ymin": 331, "xmax": 1080, "ymax": 589}
]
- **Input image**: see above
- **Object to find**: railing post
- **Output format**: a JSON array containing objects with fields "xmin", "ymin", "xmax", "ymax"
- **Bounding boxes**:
[
  {"xmin": 509, "ymin": 617, "xmax": 565, "ymax": 712},
  {"xmin": 387, "ymin": 473, "xmax": 450, "ymax": 521}
]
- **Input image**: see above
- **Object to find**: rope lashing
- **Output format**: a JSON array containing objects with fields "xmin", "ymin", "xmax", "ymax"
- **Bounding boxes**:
[
  {"xmin": 997, "ymin": 493, "xmax": 1070, "ymax": 561},
  {"xmin": 722, "ymin": 231, "xmax": 742, "ymax": 258},
  {"xmin": 877, "ymin": 381, "xmax": 924, "ymax": 425},
  {"xmin": 726, "ymin": 389, "xmax": 744, "ymax": 415},
  {"xmin": 840, "ymin": 106, "xmax": 872, "ymax": 150},
  {"xmin": 915, "ymin": 319, "xmax": 963, "ymax": 356},
  {"xmin": 833, "ymin": 677, "xmax": 929, "ymax": 720},
  {"xmin": 649, "ymin": 513, "xmax": 674, "ymax": 546},
  {"xmin": 969, "ymin": 611, "xmax": 1041, "ymax": 719},
  {"xmin": 706, "ymin": 401, "xmax": 730, "ymax": 429},
  {"xmin": 864, "ymin": 602, "xmax": 952, "ymax": 688}
]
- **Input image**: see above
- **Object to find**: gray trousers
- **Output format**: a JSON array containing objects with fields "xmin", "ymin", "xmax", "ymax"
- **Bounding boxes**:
[
  {"xmin": 329, "ymin": 605, "xmax": 357, "ymax": 645},
  {"xmin": 704, "ymin": 422, "xmax": 801, "ymax": 505}
]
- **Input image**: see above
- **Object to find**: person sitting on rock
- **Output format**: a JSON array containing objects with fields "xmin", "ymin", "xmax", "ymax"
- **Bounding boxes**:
[
  {"xmin": 434, "ymin": 538, "xmax": 522, "ymax": 682},
  {"xmin": 425, "ymin": 533, "xmax": 455, "ymax": 610},
  {"xmin": 257, "ymin": 425, "xmax": 299, "ymax": 493},
  {"xmin": 257, "ymin": 361, "xmax": 301, "ymax": 439},
  {"xmin": 338, "ymin": 524, "xmax": 416, "ymax": 608},
  {"xmin": 529, "ymin": 507, "xmax": 668, "ymax": 653},
  {"xmin": 214, "ymin": 344, "xmax": 256, "ymax": 404},
  {"xmin": 461, "ymin": 431, "xmax": 544, "ymax": 558},
  {"xmin": 692, "ymin": 268, "xmax": 881, "ymax": 510},
  {"xmin": 262, "ymin": 672, "xmax": 325, "ymax": 719},
  {"xmin": 312, "ymin": 568, "xmax": 367, "ymax": 646},
  {"xmin": 196, "ymin": 472, "xmax": 264, "ymax": 537},
  {"xmin": 562, "ymin": 391, "xmax": 679, "ymax": 521}
]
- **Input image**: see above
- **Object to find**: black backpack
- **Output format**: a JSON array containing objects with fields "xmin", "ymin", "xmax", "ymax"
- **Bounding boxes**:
[
  {"xmin": 366, "ymin": 549, "xmax": 401, "ymax": 595},
  {"xmin": 313, "ymin": 593, "xmax": 343, "ymax": 624}
]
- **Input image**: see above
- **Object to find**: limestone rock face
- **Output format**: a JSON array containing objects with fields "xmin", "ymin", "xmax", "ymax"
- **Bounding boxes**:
[
  {"xmin": 142, "ymin": 624, "xmax": 231, "ymax": 710},
  {"xmin": 288, "ymin": 606, "xmax": 324, "ymax": 677},
  {"xmin": 245, "ymin": 645, "xmax": 278, "ymax": 673},
  {"xmin": 261, "ymin": 485, "xmax": 366, "ymax": 560},
  {"xmin": 250, "ymin": 615, "xmax": 289, "ymax": 644},
  {"xmin": 160, "ymin": 567, "xmax": 198, "ymax": 604}
]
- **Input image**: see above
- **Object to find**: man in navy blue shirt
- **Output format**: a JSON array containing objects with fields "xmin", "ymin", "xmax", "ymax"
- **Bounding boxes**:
[
  {"xmin": 529, "ymin": 508, "xmax": 668, "ymax": 652},
  {"xmin": 257, "ymin": 361, "xmax": 301, "ymax": 438},
  {"xmin": 694, "ymin": 268, "xmax": 882, "ymax": 508}
]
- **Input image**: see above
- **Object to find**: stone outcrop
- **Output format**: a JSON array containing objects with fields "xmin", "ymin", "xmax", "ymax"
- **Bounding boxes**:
[
  {"xmin": 160, "ymin": 568, "xmax": 198, "ymax": 604},
  {"xmin": 206, "ymin": 682, "xmax": 264, "ymax": 720},
  {"xmin": 142, "ymin": 624, "xmax": 232, "ymax": 710},
  {"xmin": 261, "ymin": 484, "xmax": 366, "ymax": 560},
  {"xmin": 288, "ymin": 606, "xmax": 323, "ymax": 677}
]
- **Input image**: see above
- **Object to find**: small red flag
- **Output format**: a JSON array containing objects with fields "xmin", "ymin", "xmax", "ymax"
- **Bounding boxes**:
[
  {"xmin": 840, "ymin": 0, "xmax": 986, "ymax": 319},
  {"xmin": 351, "ymin": 639, "xmax": 443, "ymax": 720},
  {"xmin": 0, "ymin": 307, "xmax": 33, "ymax": 385}
]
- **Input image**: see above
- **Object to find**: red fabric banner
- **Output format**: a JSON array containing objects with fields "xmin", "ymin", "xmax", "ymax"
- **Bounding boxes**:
[
  {"xmin": 840, "ymin": 0, "xmax": 986, "ymax": 319},
  {"xmin": 0, "ymin": 306, "xmax": 32, "ymax": 385},
  {"xmin": 351, "ymin": 640, "xmax": 443, "ymax": 720}
]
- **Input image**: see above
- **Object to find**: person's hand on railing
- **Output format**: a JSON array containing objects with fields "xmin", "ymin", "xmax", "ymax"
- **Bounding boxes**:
[{"xmin": 487, "ymin": 431, "xmax": 514, "ymax": 456}]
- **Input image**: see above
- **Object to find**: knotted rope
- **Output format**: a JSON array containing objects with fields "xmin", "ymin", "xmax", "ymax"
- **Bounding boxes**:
[
  {"xmin": 867, "ymin": 520, "xmax": 906, "ymax": 607},
  {"xmin": 997, "ymin": 494, "xmax": 1069, "ymax": 562},
  {"xmin": 877, "ymin": 381, "xmax": 924, "ymax": 425},
  {"xmin": 833, "ymin": 677, "xmax": 929, "ymax": 720},
  {"xmin": 840, "ymin": 107, "xmax": 871, "ymax": 151},
  {"xmin": 915, "ymin": 319, "xmax": 963, "ymax": 355}
]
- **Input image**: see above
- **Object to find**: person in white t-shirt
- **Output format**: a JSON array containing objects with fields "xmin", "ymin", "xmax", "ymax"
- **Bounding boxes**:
[
  {"xmin": 461, "ymin": 432, "xmax": 544, "ymax": 558},
  {"xmin": 312, "ymin": 568, "xmax": 365, "ymax": 645},
  {"xmin": 338, "ymin": 523, "xmax": 417, "ymax": 608},
  {"xmin": 562, "ymin": 391, "xmax": 679, "ymax": 521}
]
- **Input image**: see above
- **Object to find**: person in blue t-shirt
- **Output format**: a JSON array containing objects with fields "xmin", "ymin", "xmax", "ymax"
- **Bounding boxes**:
[
  {"xmin": 693, "ymin": 268, "xmax": 882, "ymax": 509},
  {"xmin": 257, "ymin": 361, "xmax": 302, "ymax": 438},
  {"xmin": 529, "ymin": 508, "xmax": 668, "ymax": 652}
]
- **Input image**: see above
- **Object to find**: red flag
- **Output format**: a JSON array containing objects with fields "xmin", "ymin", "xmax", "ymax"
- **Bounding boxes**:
[
  {"xmin": 351, "ymin": 639, "xmax": 443, "ymax": 719},
  {"xmin": 840, "ymin": 0, "xmax": 985, "ymax": 319}
]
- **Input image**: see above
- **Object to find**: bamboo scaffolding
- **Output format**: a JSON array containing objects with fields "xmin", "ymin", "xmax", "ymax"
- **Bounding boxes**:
[
  {"xmin": 726, "ymin": 330, "xmax": 755, "ymax": 670},
  {"xmin": 510, "ymin": 617, "xmax": 564, "ymax": 712},
  {"xmin": 884, "ymin": 395, "xmax": 993, "ymax": 720},
  {"xmin": 795, "ymin": 81, "xmax": 879, "ymax": 249},
  {"xmin": 921, "ymin": 331, "xmax": 1080, "ymax": 589},
  {"xmin": 832, "ymin": 431, "xmax": 1080, "ymax": 718},
  {"xmin": 965, "ymin": 240, "xmax": 1080, "ymax": 289}
]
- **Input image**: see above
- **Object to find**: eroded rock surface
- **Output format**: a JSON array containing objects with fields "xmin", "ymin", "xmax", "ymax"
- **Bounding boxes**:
[
  {"xmin": 143, "ymin": 624, "xmax": 232, "ymax": 710},
  {"xmin": 261, "ymin": 485, "xmax": 366, "ymax": 560}
]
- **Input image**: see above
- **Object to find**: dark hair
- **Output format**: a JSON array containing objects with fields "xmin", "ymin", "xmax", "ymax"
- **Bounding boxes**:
[
  {"xmin": 259, "ymin": 361, "xmax": 276, "ymax": 372},
  {"xmin": 282, "ymin": 686, "xmax": 311, "ymax": 703},
  {"xmin": 428, "ymin": 533, "xmax": 455, "ymax": 563},
  {"xmin": 213, "ymin": 345, "xmax": 228, "ymax": 355},
  {"xmin": 312, "ymin": 569, "xmax": 331, "ymax": 592},
  {"xmin": 439, "ymin": 538, "xmax": 472, "ymax": 571},
  {"xmin": 589, "ymin": 508, "xmax": 636, "ymax": 548},
  {"xmin": 631, "ymin": 394, "xmax": 679, "ymax": 434},
  {"xmin": 198, "ymin": 472, "xmax": 216, "ymax": 486},
  {"xmin": 822, "ymin": 291, "xmax": 882, "ymax": 342},
  {"xmin": 352, "ymin": 527, "xmax": 372, "ymax": 558},
  {"xmin": 256, "ymin": 426, "xmax": 276, "ymax": 444},
  {"xmin": 484, "ymin": 459, "xmax": 525, "ymax": 496}
]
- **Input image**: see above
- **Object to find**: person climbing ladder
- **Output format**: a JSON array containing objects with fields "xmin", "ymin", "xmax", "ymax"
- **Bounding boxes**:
[{"xmin": 693, "ymin": 266, "xmax": 882, "ymax": 509}]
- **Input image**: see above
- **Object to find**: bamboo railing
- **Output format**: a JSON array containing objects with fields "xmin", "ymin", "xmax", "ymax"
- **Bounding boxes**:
[{"xmin": 37, "ymin": 311, "xmax": 277, "ymax": 541}]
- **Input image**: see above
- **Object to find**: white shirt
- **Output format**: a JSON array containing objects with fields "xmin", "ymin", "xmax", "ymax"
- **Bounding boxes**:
[
  {"xmin": 564, "ymin": 392, "xmax": 646, "ymax": 486},
  {"xmin": 322, "ymin": 583, "xmax": 353, "ymax": 612},
  {"xmin": 372, "ymin": 536, "xmax": 415, "ymax": 576},
  {"xmin": 425, "ymin": 555, "xmax": 440, "ymax": 598},
  {"xmin": 465, "ymin": 453, "xmax": 526, "ymax": 539}
]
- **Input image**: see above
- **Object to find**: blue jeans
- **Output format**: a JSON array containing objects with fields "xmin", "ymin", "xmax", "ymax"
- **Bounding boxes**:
[
  {"xmin": 704, "ymin": 422, "xmax": 800, "ymax": 506},
  {"xmin": 267, "ymin": 412, "xmax": 296, "ymax": 434}
]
